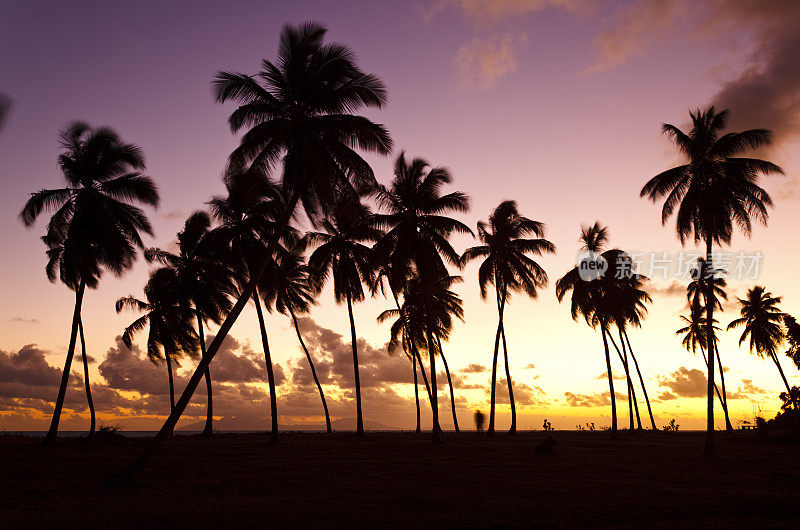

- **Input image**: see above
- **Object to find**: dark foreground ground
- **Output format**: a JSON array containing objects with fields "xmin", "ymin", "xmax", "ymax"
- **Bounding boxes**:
[{"xmin": 2, "ymin": 430, "xmax": 799, "ymax": 528}]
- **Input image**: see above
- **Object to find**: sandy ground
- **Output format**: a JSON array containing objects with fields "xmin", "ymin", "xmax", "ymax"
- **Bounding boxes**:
[{"xmin": 1, "ymin": 430, "xmax": 799, "ymax": 528}]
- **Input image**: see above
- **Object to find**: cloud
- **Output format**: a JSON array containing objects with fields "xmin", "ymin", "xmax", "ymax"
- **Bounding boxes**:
[
  {"xmin": 586, "ymin": 0, "xmax": 685, "ymax": 73},
  {"xmin": 522, "ymin": 363, "xmax": 536, "ymax": 369},
  {"xmin": 492, "ymin": 379, "xmax": 548, "ymax": 406},
  {"xmin": 423, "ymin": 0, "xmax": 594, "ymax": 25},
  {"xmin": 455, "ymin": 32, "xmax": 527, "ymax": 90},
  {"xmin": 563, "ymin": 391, "xmax": 627, "ymax": 407},
  {"xmin": 658, "ymin": 366, "xmax": 707, "ymax": 398},
  {"xmin": 0, "ymin": 345, "xmax": 62, "ymax": 388},
  {"xmin": 708, "ymin": 0, "xmax": 800, "ymax": 149},
  {"xmin": 650, "ymin": 280, "xmax": 686, "ymax": 298},
  {"xmin": 595, "ymin": 371, "xmax": 627, "ymax": 381},
  {"xmin": 8, "ymin": 317, "xmax": 39, "ymax": 324},
  {"xmin": 159, "ymin": 209, "xmax": 186, "ymax": 220},
  {"xmin": 461, "ymin": 363, "xmax": 488, "ymax": 373},
  {"xmin": 657, "ymin": 391, "xmax": 678, "ymax": 401}
]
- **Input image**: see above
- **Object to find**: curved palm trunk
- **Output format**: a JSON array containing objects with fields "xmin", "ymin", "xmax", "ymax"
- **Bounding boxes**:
[
  {"xmin": 614, "ymin": 329, "xmax": 640, "ymax": 430},
  {"xmin": 601, "ymin": 326, "xmax": 617, "ymax": 437},
  {"xmin": 436, "ymin": 336, "xmax": 459, "ymax": 433},
  {"xmin": 411, "ymin": 342, "xmax": 438, "ymax": 431},
  {"xmin": 106, "ymin": 195, "xmax": 299, "ymax": 484},
  {"xmin": 500, "ymin": 325, "xmax": 516, "ymax": 434},
  {"xmin": 165, "ymin": 351, "xmax": 175, "ymax": 436},
  {"xmin": 623, "ymin": 331, "xmax": 657, "ymax": 430},
  {"xmin": 346, "ymin": 292, "xmax": 364, "ymax": 436},
  {"xmin": 196, "ymin": 314, "xmax": 213, "ymax": 436},
  {"xmin": 44, "ymin": 280, "xmax": 85, "ymax": 444},
  {"xmin": 78, "ymin": 316, "xmax": 95, "ymax": 439},
  {"xmin": 412, "ymin": 347, "xmax": 421, "ymax": 433},
  {"xmin": 714, "ymin": 343, "xmax": 733, "ymax": 432},
  {"xmin": 428, "ymin": 332, "xmax": 439, "ymax": 443},
  {"xmin": 771, "ymin": 353, "xmax": 800, "ymax": 432},
  {"xmin": 703, "ymin": 237, "xmax": 716, "ymax": 457},
  {"xmin": 290, "ymin": 308, "xmax": 332, "ymax": 433},
  {"xmin": 253, "ymin": 287, "xmax": 279, "ymax": 442},
  {"xmin": 488, "ymin": 290, "xmax": 506, "ymax": 435}
]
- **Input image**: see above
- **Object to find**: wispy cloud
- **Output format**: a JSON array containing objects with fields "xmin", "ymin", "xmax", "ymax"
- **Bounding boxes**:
[
  {"xmin": 455, "ymin": 32, "xmax": 528, "ymax": 90},
  {"xmin": 9, "ymin": 317, "xmax": 39, "ymax": 324},
  {"xmin": 423, "ymin": 0, "xmax": 594, "ymax": 26}
]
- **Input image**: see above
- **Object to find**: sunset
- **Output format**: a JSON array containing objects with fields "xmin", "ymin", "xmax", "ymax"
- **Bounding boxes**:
[{"xmin": 2, "ymin": 0, "xmax": 800, "ymax": 526}]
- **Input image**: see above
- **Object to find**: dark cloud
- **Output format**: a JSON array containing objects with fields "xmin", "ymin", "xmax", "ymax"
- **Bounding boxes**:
[
  {"xmin": 207, "ymin": 335, "xmax": 268, "ymax": 384},
  {"xmin": 461, "ymin": 363, "xmax": 488, "ymax": 373},
  {"xmin": 563, "ymin": 391, "xmax": 627, "ymax": 407},
  {"xmin": 657, "ymin": 391, "xmax": 677, "ymax": 401},
  {"xmin": 658, "ymin": 367, "xmax": 707, "ymax": 398},
  {"xmin": 492, "ymin": 379, "xmax": 548, "ymax": 406}
]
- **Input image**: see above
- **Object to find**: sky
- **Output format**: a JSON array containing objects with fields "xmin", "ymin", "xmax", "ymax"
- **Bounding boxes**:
[{"xmin": 1, "ymin": 0, "xmax": 800, "ymax": 432}]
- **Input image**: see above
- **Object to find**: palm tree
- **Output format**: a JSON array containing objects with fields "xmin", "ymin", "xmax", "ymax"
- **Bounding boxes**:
[
  {"xmin": 641, "ymin": 106, "xmax": 782, "ymax": 456},
  {"xmin": 461, "ymin": 201, "xmax": 555, "ymax": 434},
  {"xmin": 116, "ymin": 268, "xmax": 199, "ymax": 433},
  {"xmin": 381, "ymin": 273, "xmax": 464, "ymax": 441},
  {"xmin": 208, "ymin": 170, "xmax": 295, "ymax": 442},
  {"xmin": 307, "ymin": 197, "xmax": 381, "ymax": 436},
  {"xmin": 556, "ymin": 223, "xmax": 620, "ymax": 436},
  {"xmin": 20, "ymin": 122, "xmax": 159, "ymax": 444},
  {"xmin": 263, "ymin": 247, "xmax": 332, "ymax": 433},
  {"xmin": 728, "ymin": 286, "xmax": 798, "ymax": 412},
  {"xmin": 144, "ymin": 211, "xmax": 235, "ymax": 436},
  {"xmin": 370, "ymin": 152, "xmax": 471, "ymax": 429},
  {"xmin": 107, "ymin": 24, "xmax": 391, "ymax": 481},
  {"xmin": 686, "ymin": 258, "xmax": 734, "ymax": 431}
]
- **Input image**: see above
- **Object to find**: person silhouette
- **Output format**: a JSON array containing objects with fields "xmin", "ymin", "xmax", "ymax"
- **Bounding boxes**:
[{"xmin": 474, "ymin": 409, "xmax": 485, "ymax": 432}]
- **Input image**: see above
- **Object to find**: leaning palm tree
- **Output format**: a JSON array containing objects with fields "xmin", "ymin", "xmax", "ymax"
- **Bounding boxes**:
[
  {"xmin": 110, "ymin": 21, "xmax": 391, "ymax": 484},
  {"xmin": 369, "ymin": 152, "xmax": 471, "ymax": 428},
  {"xmin": 307, "ymin": 197, "xmax": 381, "ymax": 436},
  {"xmin": 116, "ymin": 268, "xmax": 199, "ymax": 433},
  {"xmin": 556, "ymin": 223, "xmax": 619, "ymax": 436},
  {"xmin": 145, "ymin": 211, "xmax": 235, "ymax": 435},
  {"xmin": 641, "ymin": 107, "xmax": 782, "ymax": 456},
  {"xmin": 728, "ymin": 286, "xmax": 798, "ymax": 412},
  {"xmin": 20, "ymin": 122, "xmax": 159, "ymax": 444},
  {"xmin": 461, "ymin": 201, "xmax": 555, "ymax": 434},
  {"xmin": 263, "ymin": 247, "xmax": 332, "ymax": 433}
]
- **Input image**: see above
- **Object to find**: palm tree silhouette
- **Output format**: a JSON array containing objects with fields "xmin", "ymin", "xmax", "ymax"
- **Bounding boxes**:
[
  {"xmin": 370, "ymin": 152, "xmax": 471, "ymax": 432},
  {"xmin": 307, "ymin": 197, "xmax": 381, "ymax": 436},
  {"xmin": 641, "ymin": 107, "xmax": 782, "ymax": 456},
  {"xmin": 728, "ymin": 286, "xmax": 798, "ymax": 413},
  {"xmin": 108, "ymin": 24, "xmax": 392, "ymax": 480},
  {"xmin": 381, "ymin": 273, "xmax": 464, "ymax": 441},
  {"xmin": 20, "ymin": 122, "xmax": 159, "ymax": 444},
  {"xmin": 685, "ymin": 258, "xmax": 734, "ymax": 431},
  {"xmin": 556, "ymin": 223, "xmax": 620, "ymax": 436},
  {"xmin": 208, "ymin": 170, "xmax": 295, "ymax": 442},
  {"xmin": 461, "ymin": 201, "xmax": 554, "ymax": 434},
  {"xmin": 263, "ymin": 247, "xmax": 332, "ymax": 433},
  {"xmin": 116, "ymin": 268, "xmax": 200, "ymax": 434},
  {"xmin": 144, "ymin": 211, "xmax": 235, "ymax": 436}
]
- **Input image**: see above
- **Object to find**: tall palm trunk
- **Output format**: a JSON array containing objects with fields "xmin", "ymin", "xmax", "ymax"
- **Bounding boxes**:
[
  {"xmin": 346, "ymin": 292, "xmax": 364, "ymax": 436},
  {"xmin": 700, "ymin": 347, "xmax": 730, "ymax": 422},
  {"xmin": 253, "ymin": 287, "xmax": 279, "ymax": 442},
  {"xmin": 196, "ymin": 313, "xmax": 213, "ymax": 436},
  {"xmin": 165, "ymin": 351, "xmax": 175, "ymax": 436},
  {"xmin": 714, "ymin": 343, "xmax": 733, "ymax": 432},
  {"xmin": 412, "ymin": 346, "xmax": 421, "ymax": 433},
  {"xmin": 428, "ymin": 332, "xmax": 439, "ymax": 443},
  {"xmin": 601, "ymin": 326, "xmax": 617, "ymax": 437},
  {"xmin": 623, "ymin": 331, "xmax": 657, "ymax": 430},
  {"xmin": 78, "ymin": 316, "xmax": 95, "ymax": 438},
  {"xmin": 703, "ymin": 237, "xmax": 716, "ymax": 457},
  {"xmin": 107, "ymin": 195, "xmax": 299, "ymax": 484},
  {"xmin": 488, "ymin": 290, "xmax": 506, "ymax": 435},
  {"xmin": 44, "ymin": 280, "xmax": 85, "ymax": 444},
  {"xmin": 500, "ymin": 326, "xmax": 516, "ymax": 434},
  {"xmin": 411, "ymin": 342, "xmax": 439, "ymax": 431},
  {"xmin": 616, "ymin": 329, "xmax": 641, "ymax": 430},
  {"xmin": 290, "ymin": 308, "xmax": 332, "ymax": 433},
  {"xmin": 436, "ymin": 336, "xmax": 459, "ymax": 433}
]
